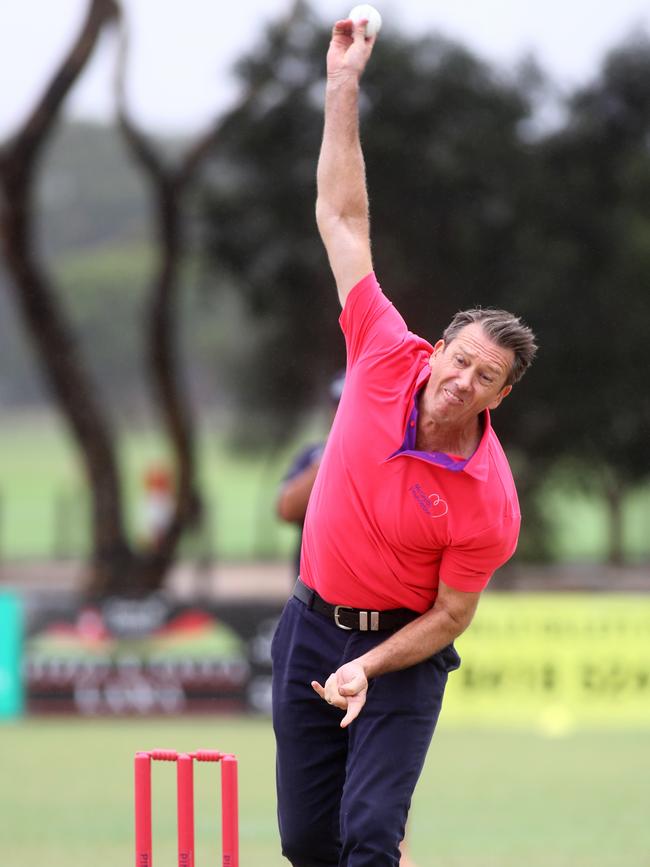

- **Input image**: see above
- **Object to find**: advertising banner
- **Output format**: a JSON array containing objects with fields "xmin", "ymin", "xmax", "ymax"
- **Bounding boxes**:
[
  {"xmin": 24, "ymin": 594, "xmax": 282, "ymax": 716},
  {"xmin": 20, "ymin": 591, "xmax": 650, "ymax": 727},
  {"xmin": 444, "ymin": 593, "xmax": 650, "ymax": 731}
]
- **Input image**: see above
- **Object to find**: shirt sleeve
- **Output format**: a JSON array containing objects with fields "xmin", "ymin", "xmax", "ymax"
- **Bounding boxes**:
[
  {"xmin": 282, "ymin": 443, "xmax": 324, "ymax": 483},
  {"xmin": 439, "ymin": 517, "xmax": 520, "ymax": 593},
  {"xmin": 339, "ymin": 272, "xmax": 413, "ymax": 367}
]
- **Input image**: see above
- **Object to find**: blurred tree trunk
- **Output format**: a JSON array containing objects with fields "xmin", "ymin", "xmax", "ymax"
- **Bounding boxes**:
[
  {"xmin": 112, "ymin": 6, "xmax": 291, "ymax": 580},
  {"xmin": 0, "ymin": 0, "xmax": 282, "ymax": 598},
  {"xmin": 0, "ymin": 0, "xmax": 140, "ymax": 597},
  {"xmin": 112, "ymin": 23, "xmax": 221, "ymax": 578},
  {"xmin": 0, "ymin": 0, "xmax": 217, "ymax": 598}
]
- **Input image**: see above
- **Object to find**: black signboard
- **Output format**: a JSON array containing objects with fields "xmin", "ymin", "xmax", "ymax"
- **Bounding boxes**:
[{"xmin": 24, "ymin": 593, "xmax": 284, "ymax": 716}]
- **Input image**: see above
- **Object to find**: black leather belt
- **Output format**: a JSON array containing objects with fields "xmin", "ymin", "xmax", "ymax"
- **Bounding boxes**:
[{"xmin": 293, "ymin": 577, "xmax": 419, "ymax": 632}]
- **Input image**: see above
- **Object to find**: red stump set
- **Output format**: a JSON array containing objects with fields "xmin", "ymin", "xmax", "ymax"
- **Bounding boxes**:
[{"xmin": 135, "ymin": 749, "xmax": 239, "ymax": 867}]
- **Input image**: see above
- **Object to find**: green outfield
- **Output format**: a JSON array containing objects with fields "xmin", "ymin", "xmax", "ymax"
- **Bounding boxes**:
[
  {"xmin": 1, "ymin": 412, "xmax": 649, "ymax": 562},
  {"xmin": 0, "ymin": 716, "xmax": 648, "ymax": 866},
  {"xmin": 0, "ymin": 413, "xmax": 301, "ymax": 560}
]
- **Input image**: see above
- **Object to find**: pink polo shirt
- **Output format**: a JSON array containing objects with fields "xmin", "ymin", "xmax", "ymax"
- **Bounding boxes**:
[{"xmin": 300, "ymin": 273, "xmax": 521, "ymax": 613}]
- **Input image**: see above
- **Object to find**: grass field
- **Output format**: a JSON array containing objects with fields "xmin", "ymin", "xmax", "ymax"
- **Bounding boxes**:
[
  {"xmin": 0, "ymin": 715, "xmax": 648, "ymax": 866},
  {"xmin": 0, "ymin": 412, "xmax": 302, "ymax": 561},
  {"xmin": 1, "ymin": 412, "xmax": 649, "ymax": 563}
]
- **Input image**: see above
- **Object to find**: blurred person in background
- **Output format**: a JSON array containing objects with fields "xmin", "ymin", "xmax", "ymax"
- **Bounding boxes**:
[{"xmin": 276, "ymin": 372, "xmax": 344, "ymax": 575}]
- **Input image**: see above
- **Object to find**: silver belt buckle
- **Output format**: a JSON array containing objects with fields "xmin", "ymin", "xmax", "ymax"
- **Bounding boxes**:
[
  {"xmin": 334, "ymin": 606, "xmax": 381, "ymax": 631},
  {"xmin": 333, "ymin": 605, "xmax": 353, "ymax": 630},
  {"xmin": 360, "ymin": 611, "xmax": 380, "ymax": 631}
]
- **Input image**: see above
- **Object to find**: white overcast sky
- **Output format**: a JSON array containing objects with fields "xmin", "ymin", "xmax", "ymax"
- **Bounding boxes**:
[{"xmin": 1, "ymin": 0, "xmax": 650, "ymax": 139}]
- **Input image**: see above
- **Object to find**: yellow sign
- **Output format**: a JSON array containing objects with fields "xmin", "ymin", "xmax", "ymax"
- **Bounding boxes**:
[{"xmin": 443, "ymin": 594, "xmax": 650, "ymax": 733}]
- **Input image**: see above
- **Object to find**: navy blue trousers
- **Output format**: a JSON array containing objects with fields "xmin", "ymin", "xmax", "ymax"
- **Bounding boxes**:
[{"xmin": 271, "ymin": 596, "xmax": 460, "ymax": 867}]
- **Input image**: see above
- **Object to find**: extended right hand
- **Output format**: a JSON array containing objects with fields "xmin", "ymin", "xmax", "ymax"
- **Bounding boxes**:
[
  {"xmin": 311, "ymin": 660, "xmax": 369, "ymax": 728},
  {"xmin": 326, "ymin": 18, "xmax": 376, "ymax": 82}
]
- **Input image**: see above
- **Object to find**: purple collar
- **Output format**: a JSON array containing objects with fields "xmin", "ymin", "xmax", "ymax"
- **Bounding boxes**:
[{"xmin": 390, "ymin": 399, "xmax": 471, "ymax": 471}]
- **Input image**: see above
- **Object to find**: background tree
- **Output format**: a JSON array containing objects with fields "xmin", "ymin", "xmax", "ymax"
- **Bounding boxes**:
[
  {"xmin": 200, "ymin": 3, "xmax": 340, "ymax": 439},
  {"xmin": 201, "ymin": 3, "xmax": 555, "ymax": 556},
  {"xmin": 1, "ymin": 0, "xmax": 224, "ymax": 596},
  {"xmin": 202, "ymin": 9, "xmax": 650, "ymax": 564},
  {"xmin": 0, "ymin": 0, "xmax": 134, "ymax": 598},
  {"xmin": 203, "ymin": 7, "xmax": 536, "ymax": 433},
  {"xmin": 513, "ymin": 35, "xmax": 650, "ymax": 564},
  {"xmin": 3, "ymin": 2, "xmax": 647, "ymax": 572}
]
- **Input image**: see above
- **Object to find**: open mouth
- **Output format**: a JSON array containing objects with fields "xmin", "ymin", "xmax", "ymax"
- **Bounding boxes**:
[{"xmin": 443, "ymin": 387, "xmax": 463, "ymax": 405}]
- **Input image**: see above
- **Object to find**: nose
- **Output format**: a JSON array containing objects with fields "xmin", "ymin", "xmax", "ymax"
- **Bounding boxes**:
[{"xmin": 456, "ymin": 367, "xmax": 474, "ymax": 391}]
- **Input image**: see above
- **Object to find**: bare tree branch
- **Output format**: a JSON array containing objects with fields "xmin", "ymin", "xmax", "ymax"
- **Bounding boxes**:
[
  {"xmin": 115, "ymin": 16, "xmax": 201, "ymax": 563},
  {"xmin": 114, "ymin": 21, "xmax": 166, "ymax": 180},
  {"xmin": 0, "ymin": 0, "xmax": 135, "ymax": 599},
  {"xmin": 0, "ymin": 0, "xmax": 119, "ymax": 177},
  {"xmin": 113, "ymin": 0, "xmax": 299, "ymax": 566}
]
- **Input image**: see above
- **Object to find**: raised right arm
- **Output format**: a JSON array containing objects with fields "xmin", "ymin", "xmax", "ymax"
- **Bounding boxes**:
[{"xmin": 316, "ymin": 19, "xmax": 377, "ymax": 307}]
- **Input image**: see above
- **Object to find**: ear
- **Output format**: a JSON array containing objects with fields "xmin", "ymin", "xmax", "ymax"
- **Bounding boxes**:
[
  {"xmin": 429, "ymin": 339, "xmax": 445, "ymax": 368},
  {"xmin": 488, "ymin": 384, "xmax": 512, "ymax": 410}
]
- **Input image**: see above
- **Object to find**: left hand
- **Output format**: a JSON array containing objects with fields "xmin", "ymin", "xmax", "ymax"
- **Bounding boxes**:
[{"xmin": 311, "ymin": 660, "xmax": 368, "ymax": 728}]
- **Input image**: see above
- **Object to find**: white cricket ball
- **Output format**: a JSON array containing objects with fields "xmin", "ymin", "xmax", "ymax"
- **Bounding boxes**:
[{"xmin": 348, "ymin": 4, "xmax": 382, "ymax": 38}]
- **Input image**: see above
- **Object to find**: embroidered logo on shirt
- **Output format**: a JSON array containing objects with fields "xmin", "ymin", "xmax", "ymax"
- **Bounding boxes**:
[{"xmin": 409, "ymin": 484, "xmax": 448, "ymax": 518}]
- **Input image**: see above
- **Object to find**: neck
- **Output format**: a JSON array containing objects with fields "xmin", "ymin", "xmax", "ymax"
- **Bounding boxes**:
[{"xmin": 415, "ymin": 402, "xmax": 483, "ymax": 458}]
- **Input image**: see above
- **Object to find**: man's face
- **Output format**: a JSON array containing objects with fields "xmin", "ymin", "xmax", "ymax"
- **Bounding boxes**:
[{"xmin": 426, "ymin": 322, "xmax": 514, "ymax": 425}]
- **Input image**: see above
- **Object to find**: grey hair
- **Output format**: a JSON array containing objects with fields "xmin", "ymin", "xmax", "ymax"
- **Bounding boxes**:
[{"xmin": 442, "ymin": 308, "xmax": 538, "ymax": 386}]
